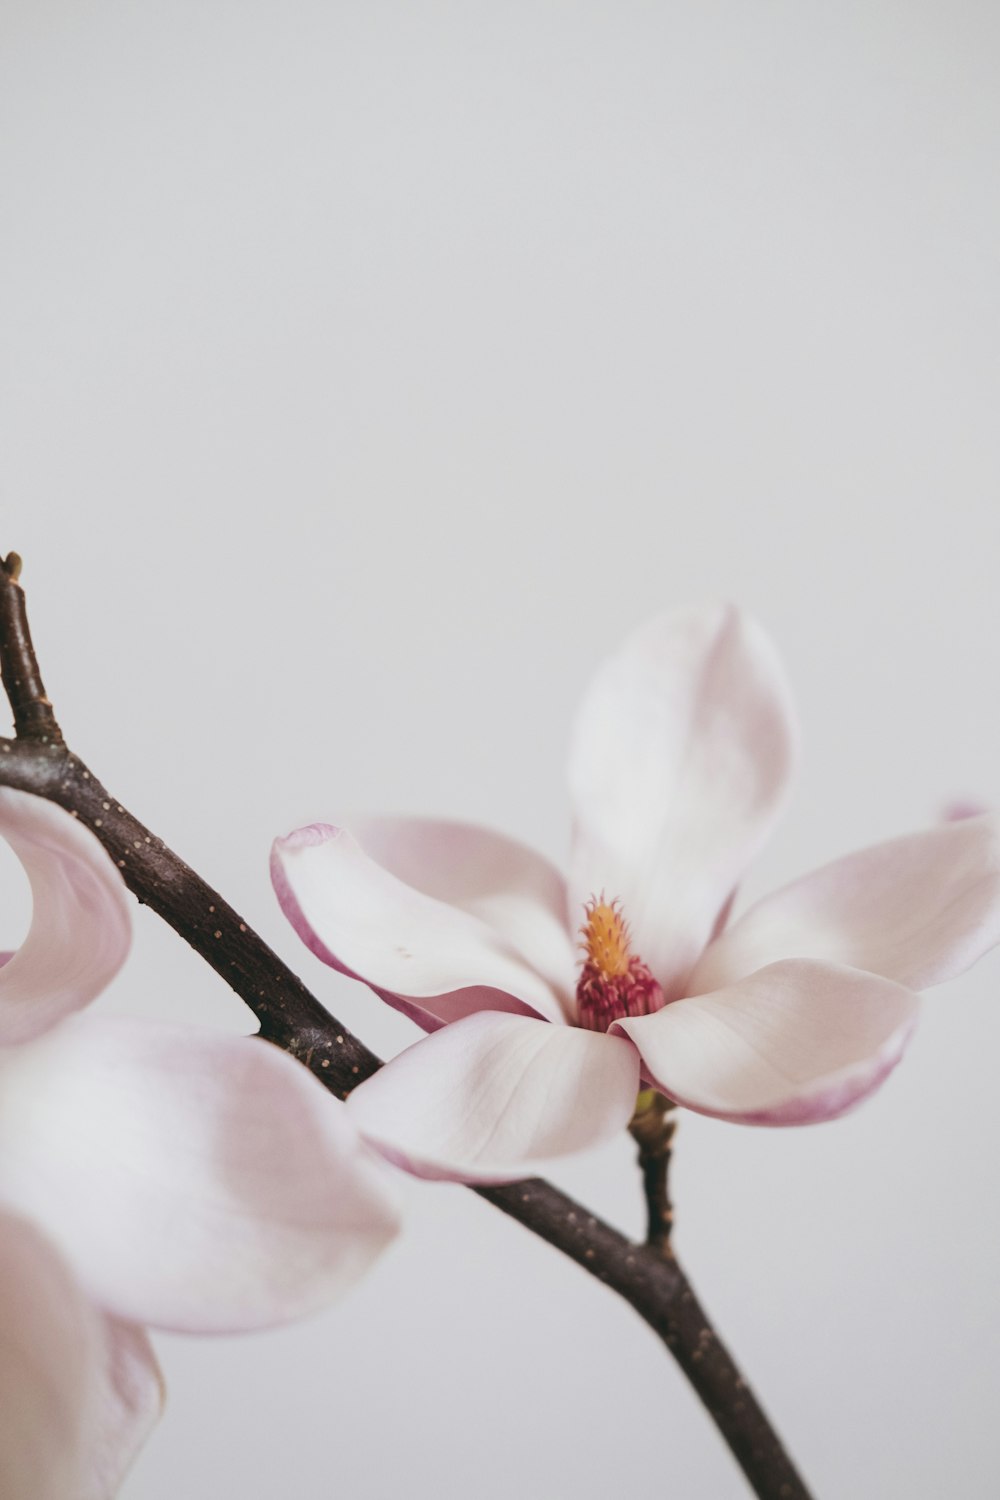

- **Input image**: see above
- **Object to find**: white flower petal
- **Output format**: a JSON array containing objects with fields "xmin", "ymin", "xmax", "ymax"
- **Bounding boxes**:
[
  {"xmin": 348, "ymin": 1011, "xmax": 641, "ymax": 1183},
  {"xmin": 693, "ymin": 816, "xmax": 1000, "ymax": 993},
  {"xmin": 77, "ymin": 1317, "xmax": 164, "ymax": 1500},
  {"xmin": 0, "ymin": 1210, "xmax": 97, "ymax": 1500},
  {"xmin": 0, "ymin": 789, "xmax": 131, "ymax": 1043},
  {"xmin": 273, "ymin": 823, "xmax": 568, "ymax": 1028},
  {"xmin": 568, "ymin": 605, "xmax": 797, "ymax": 997},
  {"xmin": 352, "ymin": 816, "xmax": 577, "ymax": 1004},
  {"xmin": 613, "ymin": 960, "xmax": 919, "ymax": 1124},
  {"xmin": 0, "ymin": 1016, "xmax": 400, "ymax": 1332}
]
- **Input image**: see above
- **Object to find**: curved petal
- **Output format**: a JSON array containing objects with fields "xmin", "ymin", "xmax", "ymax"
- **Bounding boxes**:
[
  {"xmin": 613, "ymin": 960, "xmax": 918, "ymax": 1124},
  {"xmin": 80, "ymin": 1318, "xmax": 164, "ymax": 1500},
  {"xmin": 568, "ymin": 605, "xmax": 797, "ymax": 999},
  {"xmin": 0, "ymin": 789, "xmax": 131, "ymax": 1044},
  {"xmin": 692, "ymin": 815, "xmax": 1000, "ymax": 994},
  {"xmin": 352, "ymin": 816, "xmax": 577, "ymax": 1004},
  {"xmin": 0, "ymin": 1210, "xmax": 97, "ymax": 1500},
  {"xmin": 272, "ymin": 823, "xmax": 568, "ymax": 1028},
  {"xmin": 347, "ymin": 1011, "xmax": 641, "ymax": 1183},
  {"xmin": 0, "ymin": 1016, "xmax": 400, "ymax": 1333}
]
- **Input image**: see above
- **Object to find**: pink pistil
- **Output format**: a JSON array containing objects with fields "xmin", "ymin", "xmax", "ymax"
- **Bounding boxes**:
[
  {"xmin": 576, "ymin": 955, "xmax": 665, "ymax": 1033},
  {"xmin": 575, "ymin": 897, "xmax": 665, "ymax": 1033}
]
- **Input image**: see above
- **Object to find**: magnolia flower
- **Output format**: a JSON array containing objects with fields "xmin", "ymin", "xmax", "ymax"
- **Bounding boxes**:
[
  {"xmin": 272, "ymin": 606, "xmax": 1000, "ymax": 1184},
  {"xmin": 0, "ymin": 788, "xmax": 400, "ymax": 1499}
]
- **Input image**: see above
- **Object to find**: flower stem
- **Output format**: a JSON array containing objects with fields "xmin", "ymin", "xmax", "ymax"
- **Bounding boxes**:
[
  {"xmin": 629, "ymin": 1090, "xmax": 677, "ymax": 1253},
  {"xmin": 0, "ymin": 553, "xmax": 814, "ymax": 1500}
]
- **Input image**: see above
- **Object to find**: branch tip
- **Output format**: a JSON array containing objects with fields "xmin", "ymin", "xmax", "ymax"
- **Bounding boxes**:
[{"xmin": 0, "ymin": 551, "xmax": 62, "ymax": 743}]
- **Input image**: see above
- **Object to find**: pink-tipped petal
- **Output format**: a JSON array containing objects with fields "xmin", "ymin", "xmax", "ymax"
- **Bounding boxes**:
[
  {"xmin": 0, "ymin": 1210, "xmax": 97, "ymax": 1500},
  {"xmin": 613, "ymin": 960, "xmax": 919, "ymax": 1124},
  {"xmin": 78, "ymin": 1318, "xmax": 164, "ymax": 1500},
  {"xmin": 0, "ymin": 790, "xmax": 131, "ymax": 1043},
  {"xmin": 943, "ymin": 799, "xmax": 990, "ymax": 822},
  {"xmin": 568, "ymin": 606, "xmax": 797, "ymax": 999},
  {"xmin": 692, "ymin": 815, "xmax": 1000, "ymax": 994},
  {"xmin": 0, "ymin": 1016, "xmax": 400, "ymax": 1333},
  {"xmin": 348, "ymin": 1011, "xmax": 641, "ymax": 1183},
  {"xmin": 272, "ymin": 823, "xmax": 568, "ymax": 1028}
]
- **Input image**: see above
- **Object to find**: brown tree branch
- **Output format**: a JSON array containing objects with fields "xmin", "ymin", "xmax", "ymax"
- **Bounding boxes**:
[{"xmin": 0, "ymin": 554, "xmax": 812, "ymax": 1500}]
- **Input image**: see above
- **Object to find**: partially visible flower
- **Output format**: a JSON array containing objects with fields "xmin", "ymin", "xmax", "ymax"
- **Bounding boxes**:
[
  {"xmin": 272, "ymin": 605, "xmax": 1000, "ymax": 1184},
  {"xmin": 0, "ymin": 1208, "xmax": 160, "ymax": 1500},
  {"xmin": 0, "ymin": 788, "xmax": 400, "ymax": 1498},
  {"xmin": 943, "ymin": 799, "xmax": 990, "ymax": 822}
]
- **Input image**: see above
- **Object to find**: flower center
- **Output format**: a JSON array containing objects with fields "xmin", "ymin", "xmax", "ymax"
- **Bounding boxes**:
[{"xmin": 575, "ymin": 897, "xmax": 665, "ymax": 1033}]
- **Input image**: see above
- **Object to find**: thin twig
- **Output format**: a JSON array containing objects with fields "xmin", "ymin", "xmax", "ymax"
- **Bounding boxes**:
[
  {"xmin": 0, "ymin": 553, "xmax": 62, "ymax": 744},
  {"xmin": 0, "ymin": 555, "xmax": 812, "ymax": 1500}
]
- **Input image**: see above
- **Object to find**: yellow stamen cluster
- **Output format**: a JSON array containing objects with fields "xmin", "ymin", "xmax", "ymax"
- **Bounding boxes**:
[{"xmin": 580, "ymin": 898, "xmax": 632, "ymax": 979}]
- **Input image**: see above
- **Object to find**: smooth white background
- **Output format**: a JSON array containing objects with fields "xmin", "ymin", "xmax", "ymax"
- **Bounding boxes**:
[{"xmin": 2, "ymin": 2, "xmax": 1000, "ymax": 1495}]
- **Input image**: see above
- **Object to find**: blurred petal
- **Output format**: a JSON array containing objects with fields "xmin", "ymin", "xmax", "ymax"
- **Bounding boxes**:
[
  {"xmin": 348, "ymin": 1011, "xmax": 641, "ymax": 1183},
  {"xmin": 692, "ymin": 816, "xmax": 1000, "ymax": 994},
  {"xmin": 272, "ymin": 823, "xmax": 568, "ymax": 1028},
  {"xmin": 943, "ymin": 799, "xmax": 990, "ymax": 822},
  {"xmin": 0, "ymin": 1210, "xmax": 96, "ymax": 1500},
  {"xmin": 568, "ymin": 606, "xmax": 797, "ymax": 998},
  {"xmin": 0, "ymin": 789, "xmax": 131, "ymax": 1043},
  {"xmin": 0, "ymin": 1016, "xmax": 400, "ymax": 1333},
  {"xmin": 614, "ymin": 960, "xmax": 918, "ymax": 1124},
  {"xmin": 79, "ymin": 1318, "xmax": 164, "ymax": 1500}
]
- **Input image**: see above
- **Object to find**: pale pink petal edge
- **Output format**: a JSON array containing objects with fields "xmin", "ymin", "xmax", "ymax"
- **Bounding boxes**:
[{"xmin": 0, "ymin": 788, "xmax": 131, "ymax": 1044}]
